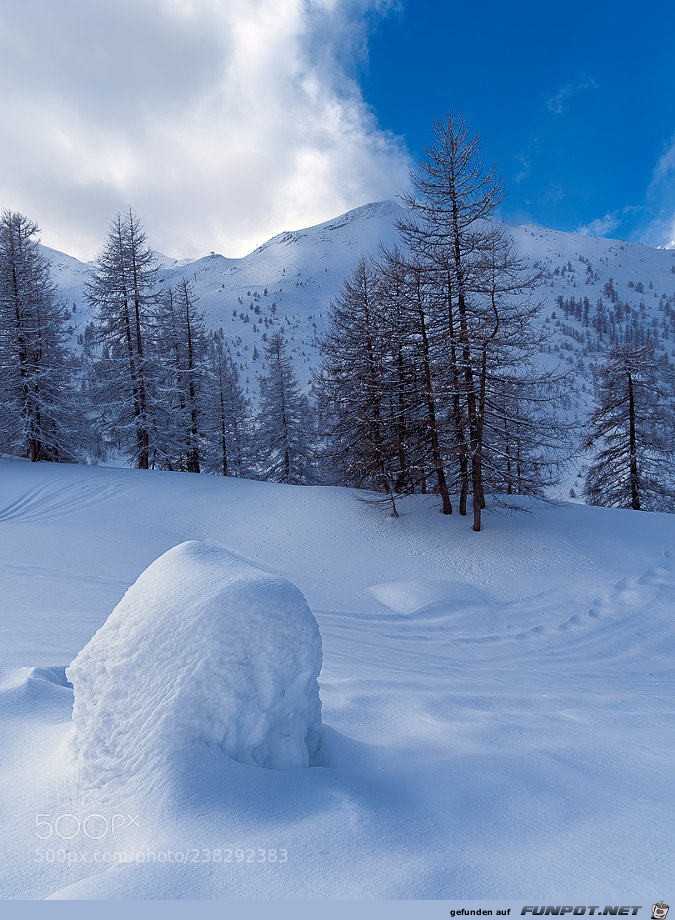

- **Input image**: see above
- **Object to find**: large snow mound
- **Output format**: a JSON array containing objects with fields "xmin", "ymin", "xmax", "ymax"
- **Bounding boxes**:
[{"xmin": 66, "ymin": 541, "xmax": 323, "ymax": 794}]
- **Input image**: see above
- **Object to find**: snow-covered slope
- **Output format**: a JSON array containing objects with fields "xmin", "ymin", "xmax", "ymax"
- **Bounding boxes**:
[
  {"xmin": 512, "ymin": 223, "xmax": 675, "ymax": 403},
  {"xmin": 41, "ymin": 244, "xmax": 91, "ymax": 330},
  {"xmin": 44, "ymin": 202, "xmax": 675, "ymax": 406},
  {"xmin": 0, "ymin": 459, "xmax": 673, "ymax": 898},
  {"xmin": 156, "ymin": 201, "xmax": 402, "ymax": 392}
]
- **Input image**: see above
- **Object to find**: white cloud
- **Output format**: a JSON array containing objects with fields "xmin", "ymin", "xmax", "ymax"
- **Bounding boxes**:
[
  {"xmin": 577, "ymin": 212, "xmax": 620, "ymax": 238},
  {"xmin": 652, "ymin": 135, "xmax": 675, "ymax": 183},
  {"xmin": 0, "ymin": 0, "xmax": 409, "ymax": 259},
  {"xmin": 512, "ymin": 150, "xmax": 532, "ymax": 185},
  {"xmin": 637, "ymin": 133, "xmax": 675, "ymax": 249},
  {"xmin": 546, "ymin": 76, "xmax": 598, "ymax": 115}
]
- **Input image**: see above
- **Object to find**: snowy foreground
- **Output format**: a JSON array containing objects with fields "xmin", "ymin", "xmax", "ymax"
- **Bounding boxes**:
[{"xmin": 0, "ymin": 460, "xmax": 673, "ymax": 899}]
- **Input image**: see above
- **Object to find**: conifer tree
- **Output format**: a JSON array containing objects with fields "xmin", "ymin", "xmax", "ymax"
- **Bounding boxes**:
[
  {"xmin": 398, "ymin": 114, "xmax": 560, "ymax": 528},
  {"xmin": 373, "ymin": 248, "xmax": 455, "ymax": 511},
  {"xmin": 472, "ymin": 225, "xmax": 567, "ymax": 498},
  {"xmin": 202, "ymin": 330, "xmax": 252, "ymax": 477},
  {"xmin": 318, "ymin": 258, "xmax": 402, "ymax": 510},
  {"xmin": 399, "ymin": 113, "xmax": 504, "ymax": 530},
  {"xmin": 0, "ymin": 210, "xmax": 83, "ymax": 462},
  {"xmin": 154, "ymin": 279, "xmax": 207, "ymax": 472},
  {"xmin": 584, "ymin": 342, "xmax": 674, "ymax": 511},
  {"xmin": 257, "ymin": 330, "xmax": 313, "ymax": 484},
  {"xmin": 86, "ymin": 210, "xmax": 159, "ymax": 469}
]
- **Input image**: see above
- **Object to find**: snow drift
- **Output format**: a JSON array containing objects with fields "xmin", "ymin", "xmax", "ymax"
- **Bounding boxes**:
[{"xmin": 66, "ymin": 541, "xmax": 323, "ymax": 795}]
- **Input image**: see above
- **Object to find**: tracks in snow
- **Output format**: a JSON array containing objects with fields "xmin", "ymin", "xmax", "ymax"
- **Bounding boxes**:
[
  {"xmin": 0, "ymin": 479, "xmax": 127, "ymax": 523},
  {"xmin": 340, "ymin": 549, "xmax": 675, "ymax": 679}
]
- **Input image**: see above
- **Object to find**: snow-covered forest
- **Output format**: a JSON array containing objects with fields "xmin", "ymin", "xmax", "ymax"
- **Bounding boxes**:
[{"xmin": 2, "ymin": 118, "xmax": 673, "ymax": 524}]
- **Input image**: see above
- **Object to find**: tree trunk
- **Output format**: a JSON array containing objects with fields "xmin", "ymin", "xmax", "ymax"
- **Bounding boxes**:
[
  {"xmin": 394, "ymin": 334, "xmax": 408, "ymax": 491},
  {"xmin": 218, "ymin": 365, "xmax": 228, "ymax": 477},
  {"xmin": 416, "ymin": 275, "xmax": 451, "ymax": 514},
  {"xmin": 446, "ymin": 275, "xmax": 469, "ymax": 515},
  {"xmin": 448, "ymin": 169, "xmax": 482, "ymax": 529},
  {"xmin": 627, "ymin": 370, "xmax": 640, "ymax": 510},
  {"xmin": 129, "ymin": 229, "xmax": 150, "ymax": 470},
  {"xmin": 184, "ymin": 295, "xmax": 200, "ymax": 473}
]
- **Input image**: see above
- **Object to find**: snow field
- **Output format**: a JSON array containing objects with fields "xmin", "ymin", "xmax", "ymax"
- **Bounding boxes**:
[{"xmin": 0, "ymin": 460, "xmax": 673, "ymax": 898}]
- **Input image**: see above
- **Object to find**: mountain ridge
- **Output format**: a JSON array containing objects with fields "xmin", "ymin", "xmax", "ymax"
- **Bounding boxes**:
[{"xmin": 44, "ymin": 202, "xmax": 675, "ymax": 426}]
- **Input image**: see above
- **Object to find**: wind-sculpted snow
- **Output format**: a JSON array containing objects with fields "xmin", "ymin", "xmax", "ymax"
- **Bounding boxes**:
[
  {"xmin": 66, "ymin": 541, "xmax": 323, "ymax": 800},
  {"xmin": 0, "ymin": 479, "xmax": 125, "ymax": 523}
]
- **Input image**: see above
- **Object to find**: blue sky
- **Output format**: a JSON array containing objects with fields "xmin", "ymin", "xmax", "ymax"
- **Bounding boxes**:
[
  {"xmin": 359, "ymin": 0, "xmax": 675, "ymax": 246},
  {"xmin": 0, "ymin": 0, "xmax": 672, "ymax": 258}
]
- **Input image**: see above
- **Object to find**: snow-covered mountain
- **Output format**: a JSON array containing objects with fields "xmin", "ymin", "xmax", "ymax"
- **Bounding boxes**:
[{"xmin": 47, "ymin": 200, "xmax": 675, "ymax": 405}]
